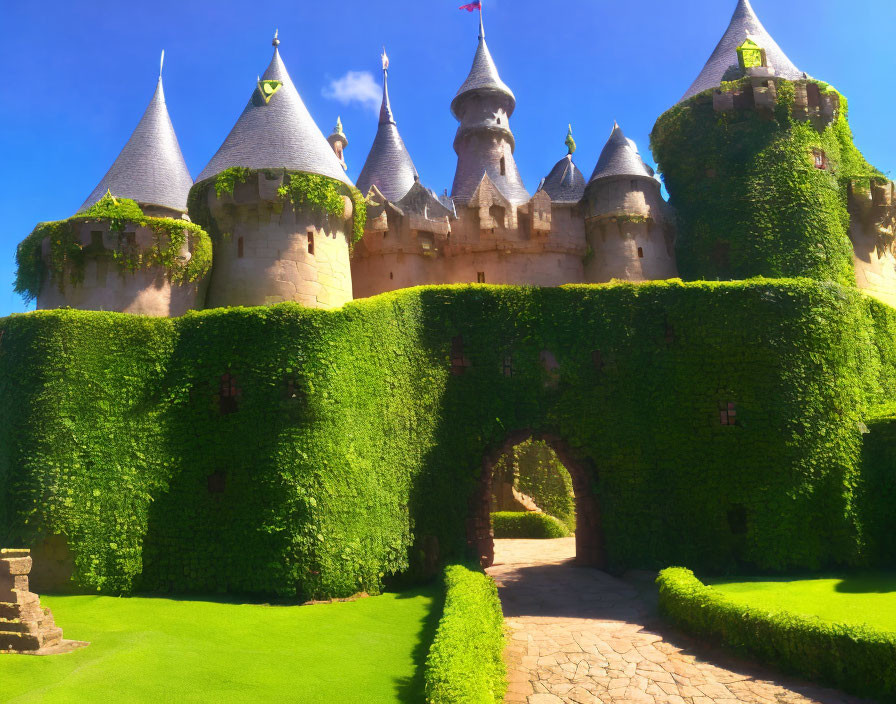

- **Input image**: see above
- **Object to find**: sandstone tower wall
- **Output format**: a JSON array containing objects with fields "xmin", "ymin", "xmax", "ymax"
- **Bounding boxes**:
[
  {"xmin": 36, "ymin": 220, "xmax": 205, "ymax": 317},
  {"xmin": 201, "ymin": 172, "xmax": 353, "ymax": 309},
  {"xmin": 849, "ymin": 179, "xmax": 896, "ymax": 308}
]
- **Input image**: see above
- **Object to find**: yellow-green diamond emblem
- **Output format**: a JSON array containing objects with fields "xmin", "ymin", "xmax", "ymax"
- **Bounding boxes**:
[{"xmin": 258, "ymin": 80, "xmax": 283, "ymax": 104}]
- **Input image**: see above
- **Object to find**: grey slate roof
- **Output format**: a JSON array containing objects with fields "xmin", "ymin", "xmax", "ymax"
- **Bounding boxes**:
[
  {"xmin": 197, "ymin": 46, "xmax": 351, "ymax": 185},
  {"xmin": 79, "ymin": 78, "xmax": 192, "ymax": 213},
  {"xmin": 589, "ymin": 124, "xmax": 655, "ymax": 183},
  {"xmin": 681, "ymin": 0, "xmax": 802, "ymax": 102},
  {"xmin": 355, "ymin": 69, "xmax": 419, "ymax": 203},
  {"xmin": 450, "ymin": 18, "xmax": 515, "ymax": 118},
  {"xmin": 540, "ymin": 155, "xmax": 585, "ymax": 203}
]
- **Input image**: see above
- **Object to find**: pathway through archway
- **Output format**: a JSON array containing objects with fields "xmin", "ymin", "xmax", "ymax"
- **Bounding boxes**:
[{"xmin": 488, "ymin": 538, "xmax": 863, "ymax": 704}]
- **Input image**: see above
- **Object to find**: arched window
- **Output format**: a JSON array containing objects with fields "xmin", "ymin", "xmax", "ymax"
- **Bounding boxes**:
[{"xmin": 500, "ymin": 157, "xmax": 506, "ymax": 176}]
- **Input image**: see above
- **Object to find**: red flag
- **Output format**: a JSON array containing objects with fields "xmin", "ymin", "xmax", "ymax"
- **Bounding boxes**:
[{"xmin": 459, "ymin": 1, "xmax": 481, "ymax": 11}]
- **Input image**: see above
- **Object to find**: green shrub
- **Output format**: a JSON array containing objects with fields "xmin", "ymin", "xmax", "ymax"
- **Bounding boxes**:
[
  {"xmin": 424, "ymin": 564, "xmax": 506, "ymax": 704},
  {"xmin": 501, "ymin": 439, "xmax": 576, "ymax": 532},
  {"xmin": 491, "ymin": 512, "xmax": 570, "ymax": 539},
  {"xmin": 657, "ymin": 567, "xmax": 896, "ymax": 701}
]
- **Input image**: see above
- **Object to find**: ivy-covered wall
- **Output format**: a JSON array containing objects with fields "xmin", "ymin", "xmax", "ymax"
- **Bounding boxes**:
[
  {"xmin": 651, "ymin": 80, "xmax": 882, "ymax": 284},
  {"xmin": 1, "ymin": 281, "xmax": 895, "ymax": 598}
]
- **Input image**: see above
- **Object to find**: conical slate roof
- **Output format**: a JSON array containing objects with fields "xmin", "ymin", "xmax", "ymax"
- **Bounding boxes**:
[
  {"xmin": 80, "ymin": 77, "xmax": 193, "ymax": 213},
  {"xmin": 681, "ymin": 0, "xmax": 802, "ymax": 102},
  {"xmin": 589, "ymin": 124, "xmax": 655, "ymax": 183},
  {"xmin": 356, "ymin": 67, "xmax": 419, "ymax": 203},
  {"xmin": 450, "ymin": 16, "xmax": 515, "ymax": 118},
  {"xmin": 197, "ymin": 44, "xmax": 351, "ymax": 185},
  {"xmin": 541, "ymin": 155, "xmax": 585, "ymax": 203}
]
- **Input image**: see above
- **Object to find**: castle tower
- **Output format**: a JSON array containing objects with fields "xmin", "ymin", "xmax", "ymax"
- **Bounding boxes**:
[
  {"xmin": 583, "ymin": 124, "xmax": 677, "ymax": 283},
  {"xmin": 29, "ymin": 59, "xmax": 210, "ymax": 317},
  {"xmin": 327, "ymin": 117, "xmax": 349, "ymax": 171},
  {"xmin": 539, "ymin": 125, "xmax": 585, "ymax": 204},
  {"xmin": 192, "ymin": 34, "xmax": 356, "ymax": 309},
  {"xmin": 450, "ymin": 13, "xmax": 529, "ymax": 205},
  {"xmin": 356, "ymin": 51, "xmax": 419, "ymax": 203},
  {"xmin": 351, "ymin": 53, "xmax": 453, "ymax": 299},
  {"xmin": 652, "ymin": 0, "xmax": 877, "ymax": 289},
  {"xmin": 681, "ymin": 0, "xmax": 803, "ymax": 102}
]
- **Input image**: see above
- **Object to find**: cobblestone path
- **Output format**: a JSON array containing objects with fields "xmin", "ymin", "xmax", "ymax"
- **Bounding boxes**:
[{"xmin": 487, "ymin": 538, "xmax": 864, "ymax": 704}]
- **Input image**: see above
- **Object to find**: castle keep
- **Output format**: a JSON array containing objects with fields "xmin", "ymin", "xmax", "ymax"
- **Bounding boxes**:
[{"xmin": 15, "ymin": 0, "xmax": 896, "ymax": 311}]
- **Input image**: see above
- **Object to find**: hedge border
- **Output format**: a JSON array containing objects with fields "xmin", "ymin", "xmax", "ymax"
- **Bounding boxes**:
[
  {"xmin": 656, "ymin": 567, "xmax": 896, "ymax": 701},
  {"xmin": 491, "ymin": 512, "xmax": 571, "ymax": 539},
  {"xmin": 424, "ymin": 564, "xmax": 507, "ymax": 703}
]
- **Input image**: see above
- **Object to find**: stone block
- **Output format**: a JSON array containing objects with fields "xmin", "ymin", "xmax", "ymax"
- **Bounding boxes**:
[
  {"xmin": 0, "ymin": 631, "xmax": 41, "ymax": 652},
  {"xmin": 0, "ymin": 556, "xmax": 33, "ymax": 576}
]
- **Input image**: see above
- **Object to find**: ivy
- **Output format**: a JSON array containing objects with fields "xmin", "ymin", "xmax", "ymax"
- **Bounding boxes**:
[
  {"xmin": 651, "ymin": 79, "xmax": 882, "ymax": 284},
  {"xmin": 2, "ymin": 281, "xmax": 896, "ymax": 596},
  {"xmin": 188, "ymin": 169, "xmax": 367, "ymax": 248},
  {"xmin": 14, "ymin": 193, "xmax": 212, "ymax": 303}
]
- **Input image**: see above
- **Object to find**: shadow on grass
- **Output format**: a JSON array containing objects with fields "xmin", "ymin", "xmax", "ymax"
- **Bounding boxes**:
[
  {"xmin": 392, "ymin": 583, "xmax": 445, "ymax": 703},
  {"xmin": 705, "ymin": 570, "xmax": 896, "ymax": 595},
  {"xmin": 834, "ymin": 572, "xmax": 896, "ymax": 594}
]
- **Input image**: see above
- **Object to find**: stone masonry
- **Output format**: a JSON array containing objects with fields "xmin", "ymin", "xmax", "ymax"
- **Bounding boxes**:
[{"xmin": 0, "ymin": 548, "xmax": 82, "ymax": 654}]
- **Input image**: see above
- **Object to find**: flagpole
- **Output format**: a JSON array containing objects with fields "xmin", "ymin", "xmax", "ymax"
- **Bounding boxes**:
[{"xmin": 479, "ymin": 0, "xmax": 484, "ymax": 39}]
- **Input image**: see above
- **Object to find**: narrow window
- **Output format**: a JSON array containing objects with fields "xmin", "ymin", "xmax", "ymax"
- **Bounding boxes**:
[
  {"xmin": 389, "ymin": 272, "xmax": 394, "ymax": 280},
  {"xmin": 451, "ymin": 335, "xmax": 468, "ymax": 375},
  {"xmin": 477, "ymin": 272, "xmax": 486, "ymax": 283},
  {"xmin": 496, "ymin": 116, "xmax": 502, "ymax": 125},
  {"xmin": 207, "ymin": 470, "xmax": 226, "ymax": 494},
  {"xmin": 813, "ymin": 149, "xmax": 826, "ymax": 170},
  {"xmin": 807, "ymin": 83, "xmax": 821, "ymax": 109},
  {"xmin": 500, "ymin": 157, "xmax": 506, "ymax": 176},
  {"xmin": 502, "ymin": 354, "xmax": 513, "ymax": 377},
  {"xmin": 219, "ymin": 372, "xmax": 241, "ymax": 415},
  {"xmin": 284, "ymin": 376, "xmax": 302, "ymax": 402},
  {"xmin": 637, "ymin": 247, "xmax": 644, "ymax": 259},
  {"xmin": 237, "ymin": 237, "xmax": 244, "ymax": 258},
  {"xmin": 720, "ymin": 401, "xmax": 737, "ymax": 426},
  {"xmin": 307, "ymin": 229, "xmax": 315, "ymax": 255}
]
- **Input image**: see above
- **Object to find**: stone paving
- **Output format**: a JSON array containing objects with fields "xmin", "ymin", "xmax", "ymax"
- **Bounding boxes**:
[{"xmin": 487, "ymin": 538, "xmax": 865, "ymax": 704}]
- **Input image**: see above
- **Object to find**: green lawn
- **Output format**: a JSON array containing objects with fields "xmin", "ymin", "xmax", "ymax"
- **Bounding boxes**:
[
  {"xmin": 708, "ymin": 572, "xmax": 896, "ymax": 632},
  {"xmin": 0, "ymin": 587, "xmax": 438, "ymax": 703}
]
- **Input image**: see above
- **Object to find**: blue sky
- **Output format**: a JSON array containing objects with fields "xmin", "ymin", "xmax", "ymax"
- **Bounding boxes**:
[{"xmin": 1, "ymin": 0, "xmax": 894, "ymax": 317}]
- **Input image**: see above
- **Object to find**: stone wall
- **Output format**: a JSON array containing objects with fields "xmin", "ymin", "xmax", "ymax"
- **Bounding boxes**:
[
  {"xmin": 202, "ymin": 172, "xmax": 353, "ymax": 309},
  {"xmin": 36, "ymin": 220, "xmax": 206, "ymax": 317}
]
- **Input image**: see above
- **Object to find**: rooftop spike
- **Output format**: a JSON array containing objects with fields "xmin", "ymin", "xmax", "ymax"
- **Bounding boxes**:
[
  {"xmin": 272, "ymin": 29, "xmax": 279, "ymax": 47},
  {"xmin": 159, "ymin": 49, "xmax": 164, "ymax": 79},
  {"xmin": 565, "ymin": 124, "xmax": 577, "ymax": 156},
  {"xmin": 356, "ymin": 54, "xmax": 419, "ymax": 203},
  {"xmin": 680, "ymin": 0, "xmax": 802, "ymax": 102},
  {"xmin": 79, "ymin": 67, "xmax": 193, "ymax": 213}
]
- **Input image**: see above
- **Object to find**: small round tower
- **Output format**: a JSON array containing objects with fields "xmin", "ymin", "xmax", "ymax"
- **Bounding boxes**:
[
  {"xmin": 582, "ymin": 124, "xmax": 677, "ymax": 283},
  {"xmin": 23, "ymin": 57, "xmax": 210, "ymax": 317},
  {"xmin": 192, "ymin": 34, "xmax": 356, "ymax": 310}
]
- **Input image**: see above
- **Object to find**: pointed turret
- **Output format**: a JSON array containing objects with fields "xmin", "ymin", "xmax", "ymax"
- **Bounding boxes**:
[
  {"xmin": 196, "ymin": 40, "xmax": 350, "ymax": 185},
  {"xmin": 327, "ymin": 117, "xmax": 349, "ymax": 170},
  {"xmin": 540, "ymin": 126, "xmax": 585, "ymax": 203},
  {"xmin": 681, "ymin": 0, "xmax": 802, "ymax": 102},
  {"xmin": 450, "ymin": 13, "xmax": 529, "ymax": 205},
  {"xmin": 356, "ymin": 52, "xmax": 419, "ymax": 203},
  {"xmin": 589, "ymin": 124, "xmax": 655, "ymax": 184},
  {"xmin": 80, "ymin": 59, "xmax": 192, "ymax": 215}
]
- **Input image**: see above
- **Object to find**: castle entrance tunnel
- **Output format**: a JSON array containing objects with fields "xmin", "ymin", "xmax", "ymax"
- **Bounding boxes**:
[{"xmin": 466, "ymin": 430, "xmax": 606, "ymax": 569}]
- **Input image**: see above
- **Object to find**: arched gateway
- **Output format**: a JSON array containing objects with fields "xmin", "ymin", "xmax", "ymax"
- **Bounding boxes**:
[{"xmin": 467, "ymin": 431, "xmax": 605, "ymax": 569}]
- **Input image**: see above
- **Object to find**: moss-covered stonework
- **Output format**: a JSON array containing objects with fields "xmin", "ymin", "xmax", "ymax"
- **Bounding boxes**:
[
  {"xmin": 14, "ymin": 195, "xmax": 212, "ymax": 303},
  {"xmin": 651, "ymin": 80, "xmax": 883, "ymax": 284},
  {"xmin": 1, "ymin": 282, "xmax": 895, "ymax": 598}
]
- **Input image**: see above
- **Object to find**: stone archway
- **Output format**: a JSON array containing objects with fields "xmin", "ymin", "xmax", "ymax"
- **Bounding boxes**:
[{"xmin": 466, "ymin": 430, "xmax": 606, "ymax": 569}]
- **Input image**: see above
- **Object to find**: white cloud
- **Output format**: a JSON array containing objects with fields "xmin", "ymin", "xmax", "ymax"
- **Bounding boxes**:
[{"xmin": 322, "ymin": 71, "xmax": 381, "ymax": 114}]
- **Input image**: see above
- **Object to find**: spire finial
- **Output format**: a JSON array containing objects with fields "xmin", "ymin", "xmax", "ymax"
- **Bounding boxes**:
[
  {"xmin": 565, "ymin": 124, "xmax": 576, "ymax": 156},
  {"xmin": 381, "ymin": 46, "xmax": 389, "ymax": 73},
  {"xmin": 159, "ymin": 50, "xmax": 165, "ymax": 80},
  {"xmin": 335, "ymin": 116, "xmax": 344, "ymax": 135},
  {"xmin": 479, "ymin": 1, "xmax": 485, "ymax": 39},
  {"xmin": 272, "ymin": 28, "xmax": 280, "ymax": 47},
  {"xmin": 379, "ymin": 48, "xmax": 394, "ymax": 125}
]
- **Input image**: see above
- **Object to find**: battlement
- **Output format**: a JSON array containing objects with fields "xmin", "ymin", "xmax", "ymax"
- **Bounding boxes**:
[{"xmin": 711, "ymin": 78, "xmax": 841, "ymax": 128}]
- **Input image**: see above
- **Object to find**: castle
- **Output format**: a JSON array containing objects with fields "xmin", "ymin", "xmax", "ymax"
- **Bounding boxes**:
[{"xmin": 15, "ymin": 0, "xmax": 896, "ymax": 313}]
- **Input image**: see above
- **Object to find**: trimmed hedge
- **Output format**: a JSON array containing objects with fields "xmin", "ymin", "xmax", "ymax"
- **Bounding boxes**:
[
  {"xmin": 424, "ymin": 564, "xmax": 506, "ymax": 704},
  {"xmin": 491, "ymin": 512, "xmax": 570, "ymax": 539},
  {"xmin": 2, "ymin": 281, "xmax": 896, "ymax": 597},
  {"xmin": 656, "ymin": 567, "xmax": 896, "ymax": 701}
]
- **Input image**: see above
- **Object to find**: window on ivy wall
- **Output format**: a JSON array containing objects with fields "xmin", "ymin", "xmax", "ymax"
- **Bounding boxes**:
[
  {"xmin": 451, "ymin": 335, "xmax": 469, "ymax": 376},
  {"xmin": 813, "ymin": 149, "xmax": 827, "ymax": 170},
  {"xmin": 284, "ymin": 376, "xmax": 302, "ymax": 402},
  {"xmin": 219, "ymin": 372, "xmax": 241, "ymax": 415},
  {"xmin": 477, "ymin": 272, "xmax": 486, "ymax": 283},
  {"xmin": 502, "ymin": 354, "xmax": 513, "ymax": 377},
  {"xmin": 720, "ymin": 401, "xmax": 737, "ymax": 426},
  {"xmin": 207, "ymin": 470, "xmax": 226, "ymax": 494},
  {"xmin": 637, "ymin": 247, "xmax": 644, "ymax": 259}
]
